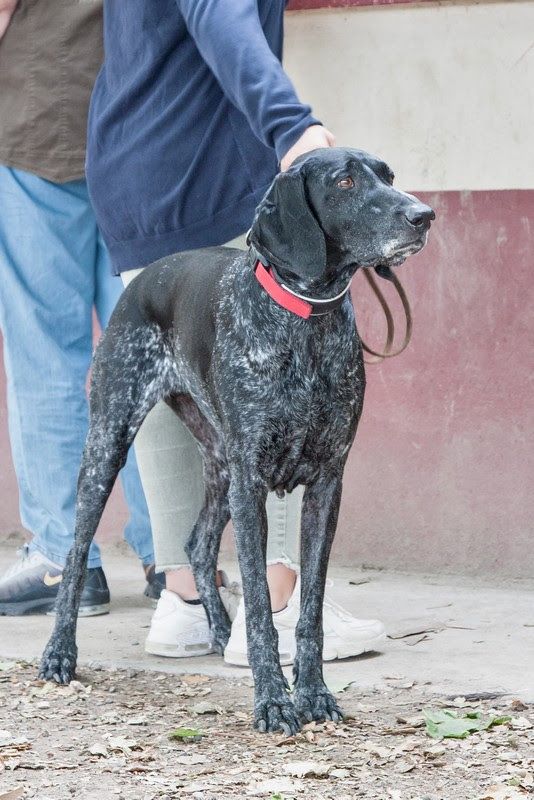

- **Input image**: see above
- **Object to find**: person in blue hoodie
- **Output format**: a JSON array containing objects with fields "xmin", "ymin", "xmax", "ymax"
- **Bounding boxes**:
[
  {"xmin": 86, "ymin": 0, "xmax": 386, "ymax": 666},
  {"xmin": 0, "ymin": 0, "xmax": 162, "ymax": 618}
]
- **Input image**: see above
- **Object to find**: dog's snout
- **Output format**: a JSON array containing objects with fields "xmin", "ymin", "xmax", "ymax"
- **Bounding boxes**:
[{"xmin": 405, "ymin": 203, "xmax": 435, "ymax": 229}]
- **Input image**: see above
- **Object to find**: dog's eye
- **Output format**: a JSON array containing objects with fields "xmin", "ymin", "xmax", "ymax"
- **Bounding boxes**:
[{"xmin": 337, "ymin": 177, "xmax": 354, "ymax": 189}]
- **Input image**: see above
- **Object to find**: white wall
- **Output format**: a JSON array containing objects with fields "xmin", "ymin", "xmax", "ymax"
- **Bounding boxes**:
[{"xmin": 284, "ymin": 1, "xmax": 534, "ymax": 191}]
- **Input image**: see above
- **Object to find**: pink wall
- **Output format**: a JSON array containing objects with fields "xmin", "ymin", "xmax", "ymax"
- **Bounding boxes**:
[
  {"xmin": 1, "ymin": 189, "xmax": 533, "ymax": 576},
  {"xmin": 336, "ymin": 189, "xmax": 533, "ymax": 576}
]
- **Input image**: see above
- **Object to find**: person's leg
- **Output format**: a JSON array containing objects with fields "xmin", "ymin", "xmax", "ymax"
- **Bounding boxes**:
[
  {"xmin": 264, "ymin": 488, "xmax": 303, "ymax": 609},
  {"xmin": 0, "ymin": 167, "xmax": 102, "ymax": 569},
  {"xmin": 0, "ymin": 167, "xmax": 111, "ymax": 614},
  {"xmin": 94, "ymin": 234, "xmax": 155, "ymax": 569}
]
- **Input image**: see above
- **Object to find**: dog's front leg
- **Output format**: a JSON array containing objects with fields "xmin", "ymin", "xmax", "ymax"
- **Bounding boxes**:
[
  {"xmin": 228, "ymin": 465, "xmax": 300, "ymax": 735},
  {"xmin": 293, "ymin": 471, "xmax": 344, "ymax": 723}
]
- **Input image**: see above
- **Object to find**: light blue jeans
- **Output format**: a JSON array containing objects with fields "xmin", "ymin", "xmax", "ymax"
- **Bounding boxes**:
[{"xmin": 0, "ymin": 166, "xmax": 154, "ymax": 569}]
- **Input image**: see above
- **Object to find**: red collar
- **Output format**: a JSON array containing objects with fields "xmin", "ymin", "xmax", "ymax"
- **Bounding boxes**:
[{"xmin": 254, "ymin": 261, "xmax": 351, "ymax": 319}]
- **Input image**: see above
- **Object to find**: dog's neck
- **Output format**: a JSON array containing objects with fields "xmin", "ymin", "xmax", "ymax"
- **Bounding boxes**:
[{"xmin": 248, "ymin": 248, "xmax": 357, "ymax": 303}]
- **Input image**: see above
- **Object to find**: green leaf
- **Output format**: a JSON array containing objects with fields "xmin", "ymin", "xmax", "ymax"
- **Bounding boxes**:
[
  {"xmin": 168, "ymin": 727, "xmax": 204, "ymax": 742},
  {"xmin": 270, "ymin": 795, "xmax": 285, "ymax": 800},
  {"xmin": 485, "ymin": 715, "xmax": 512, "ymax": 729},
  {"xmin": 423, "ymin": 708, "xmax": 511, "ymax": 740}
]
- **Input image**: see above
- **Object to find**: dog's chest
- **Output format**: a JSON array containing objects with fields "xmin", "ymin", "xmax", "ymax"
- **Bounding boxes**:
[
  {"xmin": 218, "ymin": 324, "xmax": 364, "ymax": 488},
  {"xmin": 267, "ymin": 356, "xmax": 360, "ymax": 458}
]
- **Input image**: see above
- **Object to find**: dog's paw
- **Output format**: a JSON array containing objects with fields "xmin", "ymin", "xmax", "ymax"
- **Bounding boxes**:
[
  {"xmin": 294, "ymin": 687, "xmax": 344, "ymax": 724},
  {"xmin": 254, "ymin": 694, "xmax": 301, "ymax": 736},
  {"xmin": 39, "ymin": 638, "xmax": 77, "ymax": 684}
]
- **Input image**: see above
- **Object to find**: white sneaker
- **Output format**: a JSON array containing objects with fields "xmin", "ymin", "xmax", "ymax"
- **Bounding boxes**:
[
  {"xmin": 144, "ymin": 573, "xmax": 242, "ymax": 658},
  {"xmin": 321, "ymin": 584, "xmax": 386, "ymax": 661},
  {"xmin": 219, "ymin": 576, "xmax": 242, "ymax": 622},
  {"xmin": 223, "ymin": 577, "xmax": 386, "ymax": 667}
]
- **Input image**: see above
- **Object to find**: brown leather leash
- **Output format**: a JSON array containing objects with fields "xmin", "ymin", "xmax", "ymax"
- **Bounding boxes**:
[{"xmin": 359, "ymin": 269, "xmax": 413, "ymax": 364}]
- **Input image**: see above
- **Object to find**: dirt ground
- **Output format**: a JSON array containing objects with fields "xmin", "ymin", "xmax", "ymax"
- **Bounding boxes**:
[{"xmin": 0, "ymin": 660, "xmax": 532, "ymax": 800}]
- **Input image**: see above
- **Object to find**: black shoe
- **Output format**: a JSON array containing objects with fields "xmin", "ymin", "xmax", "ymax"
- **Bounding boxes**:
[
  {"xmin": 0, "ymin": 545, "xmax": 110, "ymax": 617},
  {"xmin": 143, "ymin": 564, "xmax": 166, "ymax": 602}
]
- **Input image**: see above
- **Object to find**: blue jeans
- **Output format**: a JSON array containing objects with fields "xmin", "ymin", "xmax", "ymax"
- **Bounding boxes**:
[{"xmin": 0, "ymin": 166, "xmax": 154, "ymax": 569}]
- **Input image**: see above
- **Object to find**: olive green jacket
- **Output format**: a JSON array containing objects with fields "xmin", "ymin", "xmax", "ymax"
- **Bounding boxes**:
[{"xmin": 0, "ymin": 0, "xmax": 103, "ymax": 182}]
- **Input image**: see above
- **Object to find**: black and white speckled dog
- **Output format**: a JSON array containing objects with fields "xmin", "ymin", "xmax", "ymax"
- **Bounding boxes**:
[{"xmin": 39, "ymin": 148, "xmax": 434, "ymax": 734}]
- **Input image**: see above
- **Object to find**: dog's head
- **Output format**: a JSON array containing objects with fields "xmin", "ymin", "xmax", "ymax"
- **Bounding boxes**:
[{"xmin": 249, "ymin": 147, "xmax": 434, "ymax": 284}]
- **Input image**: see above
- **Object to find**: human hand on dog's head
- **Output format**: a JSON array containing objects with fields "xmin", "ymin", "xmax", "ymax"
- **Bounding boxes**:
[
  {"xmin": 280, "ymin": 124, "xmax": 336, "ymax": 172},
  {"xmin": 250, "ymin": 147, "xmax": 435, "ymax": 287}
]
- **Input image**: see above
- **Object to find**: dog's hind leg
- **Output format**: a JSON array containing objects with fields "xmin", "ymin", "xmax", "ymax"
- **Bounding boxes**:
[
  {"xmin": 39, "ymin": 420, "xmax": 132, "ymax": 683},
  {"xmin": 185, "ymin": 459, "xmax": 231, "ymax": 653},
  {"xmin": 39, "ymin": 324, "xmax": 173, "ymax": 684},
  {"xmin": 166, "ymin": 393, "xmax": 232, "ymax": 653},
  {"xmin": 293, "ymin": 470, "xmax": 344, "ymax": 724}
]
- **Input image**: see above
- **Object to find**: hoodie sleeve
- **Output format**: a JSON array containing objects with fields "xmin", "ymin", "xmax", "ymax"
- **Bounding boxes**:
[{"xmin": 175, "ymin": 0, "xmax": 320, "ymax": 162}]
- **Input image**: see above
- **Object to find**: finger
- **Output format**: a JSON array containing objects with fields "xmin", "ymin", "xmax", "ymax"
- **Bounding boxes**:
[{"xmin": 325, "ymin": 129, "xmax": 336, "ymax": 147}]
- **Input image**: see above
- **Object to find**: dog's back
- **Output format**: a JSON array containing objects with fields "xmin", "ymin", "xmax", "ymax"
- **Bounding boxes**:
[{"xmin": 114, "ymin": 246, "xmax": 244, "ymax": 332}]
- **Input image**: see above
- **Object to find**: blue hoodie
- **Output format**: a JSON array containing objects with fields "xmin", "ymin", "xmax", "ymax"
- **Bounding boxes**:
[{"xmin": 86, "ymin": 0, "xmax": 319, "ymax": 273}]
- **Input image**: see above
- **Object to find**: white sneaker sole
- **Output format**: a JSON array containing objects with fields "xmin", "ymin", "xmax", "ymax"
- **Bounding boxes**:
[
  {"xmin": 224, "ymin": 631, "xmax": 387, "ymax": 667},
  {"xmin": 323, "ymin": 631, "xmax": 387, "ymax": 661},
  {"xmin": 224, "ymin": 648, "xmax": 294, "ymax": 667},
  {"xmin": 145, "ymin": 640, "xmax": 213, "ymax": 658}
]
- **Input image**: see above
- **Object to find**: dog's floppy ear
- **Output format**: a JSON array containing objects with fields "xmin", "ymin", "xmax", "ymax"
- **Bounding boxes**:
[{"xmin": 249, "ymin": 166, "xmax": 326, "ymax": 280}]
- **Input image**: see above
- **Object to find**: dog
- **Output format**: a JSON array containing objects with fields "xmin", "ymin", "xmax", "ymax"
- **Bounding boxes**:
[{"xmin": 39, "ymin": 147, "xmax": 434, "ymax": 735}]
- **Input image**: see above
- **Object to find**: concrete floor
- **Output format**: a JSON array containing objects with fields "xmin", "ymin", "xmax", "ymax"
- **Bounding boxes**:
[{"xmin": 1, "ymin": 543, "xmax": 533, "ymax": 701}]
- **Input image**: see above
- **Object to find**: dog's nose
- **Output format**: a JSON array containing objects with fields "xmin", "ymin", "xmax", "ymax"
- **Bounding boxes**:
[{"xmin": 405, "ymin": 203, "xmax": 435, "ymax": 229}]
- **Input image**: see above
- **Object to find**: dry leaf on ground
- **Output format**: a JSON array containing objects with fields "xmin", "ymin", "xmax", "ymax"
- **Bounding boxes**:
[{"xmin": 282, "ymin": 760, "xmax": 331, "ymax": 777}]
